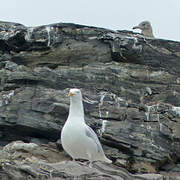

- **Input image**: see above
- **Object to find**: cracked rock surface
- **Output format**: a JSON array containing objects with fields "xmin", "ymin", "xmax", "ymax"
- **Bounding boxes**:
[{"xmin": 0, "ymin": 21, "xmax": 180, "ymax": 179}]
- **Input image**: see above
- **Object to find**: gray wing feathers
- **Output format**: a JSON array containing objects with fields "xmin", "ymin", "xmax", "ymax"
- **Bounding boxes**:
[{"xmin": 85, "ymin": 125, "xmax": 103, "ymax": 153}]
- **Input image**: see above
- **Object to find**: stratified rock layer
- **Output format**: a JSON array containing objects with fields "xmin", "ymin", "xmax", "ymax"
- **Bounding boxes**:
[{"xmin": 0, "ymin": 21, "xmax": 180, "ymax": 179}]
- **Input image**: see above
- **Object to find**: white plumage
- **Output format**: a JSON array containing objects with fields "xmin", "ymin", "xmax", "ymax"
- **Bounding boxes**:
[{"xmin": 61, "ymin": 88, "xmax": 112, "ymax": 164}]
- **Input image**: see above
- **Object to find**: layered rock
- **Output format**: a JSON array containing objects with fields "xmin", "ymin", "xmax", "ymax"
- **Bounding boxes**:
[{"xmin": 0, "ymin": 21, "xmax": 180, "ymax": 179}]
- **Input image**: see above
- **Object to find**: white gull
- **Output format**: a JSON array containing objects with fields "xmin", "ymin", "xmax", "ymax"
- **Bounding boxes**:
[
  {"xmin": 133, "ymin": 21, "xmax": 154, "ymax": 38},
  {"xmin": 61, "ymin": 88, "xmax": 112, "ymax": 166}
]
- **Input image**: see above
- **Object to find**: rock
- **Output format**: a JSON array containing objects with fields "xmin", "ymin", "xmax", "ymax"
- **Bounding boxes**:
[
  {"xmin": 0, "ymin": 141, "xmax": 162, "ymax": 180},
  {"xmin": 135, "ymin": 173, "xmax": 163, "ymax": 180},
  {"xmin": 3, "ymin": 140, "xmax": 38, "ymax": 153},
  {"xmin": 0, "ymin": 21, "xmax": 180, "ymax": 179}
]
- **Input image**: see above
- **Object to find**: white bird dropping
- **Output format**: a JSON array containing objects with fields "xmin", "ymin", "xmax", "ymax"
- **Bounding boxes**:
[{"xmin": 61, "ymin": 88, "xmax": 112, "ymax": 165}]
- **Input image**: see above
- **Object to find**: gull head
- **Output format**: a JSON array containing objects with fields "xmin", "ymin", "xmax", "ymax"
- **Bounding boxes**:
[
  {"xmin": 69, "ymin": 88, "xmax": 82, "ymax": 101},
  {"xmin": 133, "ymin": 21, "xmax": 152, "ymax": 31},
  {"xmin": 133, "ymin": 21, "xmax": 154, "ymax": 38}
]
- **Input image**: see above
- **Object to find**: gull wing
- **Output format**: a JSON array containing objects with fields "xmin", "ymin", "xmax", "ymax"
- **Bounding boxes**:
[{"xmin": 85, "ymin": 125, "xmax": 103, "ymax": 153}]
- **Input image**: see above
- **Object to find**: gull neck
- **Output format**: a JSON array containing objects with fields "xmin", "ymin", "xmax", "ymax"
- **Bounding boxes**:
[{"xmin": 68, "ymin": 96, "xmax": 84, "ymax": 121}]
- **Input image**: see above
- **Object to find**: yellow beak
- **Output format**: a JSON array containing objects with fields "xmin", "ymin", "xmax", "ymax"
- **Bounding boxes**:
[{"xmin": 68, "ymin": 92, "xmax": 74, "ymax": 97}]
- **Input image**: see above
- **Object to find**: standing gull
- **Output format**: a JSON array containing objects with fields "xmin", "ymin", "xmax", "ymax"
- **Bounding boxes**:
[
  {"xmin": 61, "ymin": 88, "xmax": 112, "ymax": 165},
  {"xmin": 133, "ymin": 21, "xmax": 154, "ymax": 38}
]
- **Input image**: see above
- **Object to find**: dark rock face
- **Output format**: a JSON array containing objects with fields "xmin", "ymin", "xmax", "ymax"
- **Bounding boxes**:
[
  {"xmin": 0, "ymin": 21, "xmax": 180, "ymax": 179},
  {"xmin": 0, "ymin": 141, "xmax": 164, "ymax": 180}
]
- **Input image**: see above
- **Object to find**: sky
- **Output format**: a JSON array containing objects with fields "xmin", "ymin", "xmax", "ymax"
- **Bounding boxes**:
[{"xmin": 1, "ymin": 0, "xmax": 180, "ymax": 41}]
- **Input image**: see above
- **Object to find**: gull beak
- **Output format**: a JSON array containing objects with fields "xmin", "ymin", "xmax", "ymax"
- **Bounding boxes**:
[
  {"xmin": 133, "ymin": 26, "xmax": 140, "ymax": 30},
  {"xmin": 68, "ymin": 92, "xmax": 74, "ymax": 97}
]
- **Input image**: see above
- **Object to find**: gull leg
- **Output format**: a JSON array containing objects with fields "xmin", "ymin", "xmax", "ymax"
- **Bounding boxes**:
[
  {"xmin": 87, "ymin": 152, "xmax": 93, "ymax": 168},
  {"xmin": 72, "ymin": 158, "xmax": 88, "ymax": 166},
  {"xmin": 89, "ymin": 161, "xmax": 93, "ymax": 168}
]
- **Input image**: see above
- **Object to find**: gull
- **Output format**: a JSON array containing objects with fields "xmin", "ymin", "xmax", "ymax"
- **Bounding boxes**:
[
  {"xmin": 61, "ymin": 88, "xmax": 112, "ymax": 166},
  {"xmin": 133, "ymin": 21, "xmax": 154, "ymax": 38}
]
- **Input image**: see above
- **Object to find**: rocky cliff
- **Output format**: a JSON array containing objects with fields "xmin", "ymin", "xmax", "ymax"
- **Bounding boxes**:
[{"xmin": 0, "ymin": 21, "xmax": 180, "ymax": 179}]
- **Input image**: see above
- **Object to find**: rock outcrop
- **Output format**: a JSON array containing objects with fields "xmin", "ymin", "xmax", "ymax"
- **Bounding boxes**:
[{"xmin": 0, "ymin": 21, "xmax": 180, "ymax": 179}]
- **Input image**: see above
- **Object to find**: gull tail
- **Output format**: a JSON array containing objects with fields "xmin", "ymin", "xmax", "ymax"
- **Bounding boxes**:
[{"xmin": 102, "ymin": 156, "xmax": 112, "ymax": 163}]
